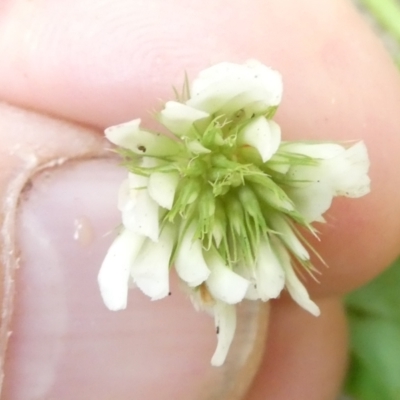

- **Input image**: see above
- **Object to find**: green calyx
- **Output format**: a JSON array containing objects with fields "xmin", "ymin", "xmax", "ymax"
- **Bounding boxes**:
[{"xmin": 119, "ymin": 113, "xmax": 317, "ymax": 270}]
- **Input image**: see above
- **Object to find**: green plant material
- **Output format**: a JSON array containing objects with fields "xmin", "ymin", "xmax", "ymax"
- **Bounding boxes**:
[
  {"xmin": 359, "ymin": 0, "xmax": 400, "ymax": 43},
  {"xmin": 343, "ymin": 2, "xmax": 400, "ymax": 397},
  {"xmin": 345, "ymin": 258, "xmax": 400, "ymax": 399}
]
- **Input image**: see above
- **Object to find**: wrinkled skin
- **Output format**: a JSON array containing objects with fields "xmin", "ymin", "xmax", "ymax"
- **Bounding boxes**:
[{"xmin": 0, "ymin": 0, "xmax": 400, "ymax": 399}]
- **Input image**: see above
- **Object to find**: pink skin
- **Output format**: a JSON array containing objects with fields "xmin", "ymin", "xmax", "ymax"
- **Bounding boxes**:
[{"xmin": 0, "ymin": 0, "xmax": 399, "ymax": 398}]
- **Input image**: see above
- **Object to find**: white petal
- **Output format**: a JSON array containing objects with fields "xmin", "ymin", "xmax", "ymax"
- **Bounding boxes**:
[
  {"xmin": 327, "ymin": 141, "xmax": 371, "ymax": 198},
  {"xmin": 284, "ymin": 264, "xmax": 320, "ymax": 317},
  {"xmin": 105, "ymin": 119, "xmax": 141, "ymax": 147},
  {"xmin": 131, "ymin": 224, "xmax": 175, "ymax": 300},
  {"xmin": 105, "ymin": 118, "xmax": 180, "ymax": 156},
  {"xmin": 267, "ymin": 154, "xmax": 291, "ymax": 174},
  {"xmin": 117, "ymin": 178, "xmax": 130, "ymax": 211},
  {"xmin": 122, "ymin": 187, "xmax": 160, "ymax": 242},
  {"xmin": 285, "ymin": 182, "xmax": 334, "ymax": 223},
  {"xmin": 268, "ymin": 120, "xmax": 282, "ymax": 157},
  {"xmin": 211, "ymin": 302, "xmax": 236, "ymax": 366},
  {"xmin": 285, "ymin": 142, "xmax": 370, "ymax": 204},
  {"xmin": 128, "ymin": 171, "xmax": 148, "ymax": 189},
  {"xmin": 205, "ymin": 250, "xmax": 249, "ymax": 304},
  {"xmin": 244, "ymin": 283, "xmax": 259, "ymax": 300},
  {"xmin": 269, "ymin": 215, "xmax": 310, "ymax": 261},
  {"xmin": 187, "ymin": 61, "xmax": 282, "ymax": 116},
  {"xmin": 255, "ymin": 239, "xmax": 285, "ymax": 301},
  {"xmin": 159, "ymin": 101, "xmax": 210, "ymax": 137},
  {"xmin": 285, "ymin": 163, "xmax": 328, "ymax": 187},
  {"xmin": 175, "ymin": 225, "xmax": 211, "ymax": 286},
  {"xmin": 281, "ymin": 142, "xmax": 345, "ymax": 159},
  {"xmin": 235, "ymin": 264, "xmax": 259, "ymax": 300},
  {"xmin": 148, "ymin": 171, "xmax": 180, "ymax": 210},
  {"xmin": 238, "ymin": 116, "xmax": 281, "ymax": 162},
  {"xmin": 221, "ymin": 87, "xmax": 279, "ymax": 118},
  {"xmin": 98, "ymin": 229, "xmax": 145, "ymax": 311},
  {"xmin": 273, "ymin": 240, "xmax": 320, "ymax": 316}
]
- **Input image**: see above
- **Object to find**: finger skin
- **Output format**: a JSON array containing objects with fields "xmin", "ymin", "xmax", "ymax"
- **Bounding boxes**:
[
  {"xmin": 0, "ymin": 103, "xmax": 107, "ymax": 391},
  {"xmin": 247, "ymin": 297, "xmax": 348, "ymax": 400}
]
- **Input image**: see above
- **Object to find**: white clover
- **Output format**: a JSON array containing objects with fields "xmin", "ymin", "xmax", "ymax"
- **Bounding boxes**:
[{"xmin": 98, "ymin": 60, "xmax": 370, "ymax": 366}]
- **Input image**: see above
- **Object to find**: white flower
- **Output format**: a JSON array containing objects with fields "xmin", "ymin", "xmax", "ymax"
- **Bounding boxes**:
[
  {"xmin": 98, "ymin": 60, "xmax": 370, "ymax": 366},
  {"xmin": 280, "ymin": 141, "xmax": 371, "ymax": 222},
  {"xmin": 187, "ymin": 60, "xmax": 282, "ymax": 117}
]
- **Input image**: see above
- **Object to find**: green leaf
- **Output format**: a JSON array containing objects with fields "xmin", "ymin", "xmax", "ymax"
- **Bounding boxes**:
[
  {"xmin": 345, "ymin": 315, "xmax": 400, "ymax": 399},
  {"xmin": 344, "ymin": 258, "xmax": 400, "ymax": 399},
  {"xmin": 346, "ymin": 258, "xmax": 400, "ymax": 322},
  {"xmin": 346, "ymin": 355, "xmax": 389, "ymax": 400}
]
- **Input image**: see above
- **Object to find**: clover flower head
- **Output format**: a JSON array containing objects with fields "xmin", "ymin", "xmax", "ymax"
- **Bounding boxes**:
[{"xmin": 98, "ymin": 60, "xmax": 370, "ymax": 366}]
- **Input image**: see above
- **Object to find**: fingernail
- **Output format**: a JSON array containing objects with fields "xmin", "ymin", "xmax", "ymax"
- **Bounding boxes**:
[{"xmin": 2, "ymin": 159, "xmax": 267, "ymax": 400}]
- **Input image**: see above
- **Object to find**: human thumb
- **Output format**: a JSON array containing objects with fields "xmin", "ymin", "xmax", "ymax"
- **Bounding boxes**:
[{"xmin": 0, "ymin": 104, "xmax": 267, "ymax": 400}]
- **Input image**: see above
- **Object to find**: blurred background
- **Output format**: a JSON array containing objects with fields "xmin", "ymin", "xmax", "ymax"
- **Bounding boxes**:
[{"xmin": 345, "ymin": 2, "xmax": 400, "ymax": 398}]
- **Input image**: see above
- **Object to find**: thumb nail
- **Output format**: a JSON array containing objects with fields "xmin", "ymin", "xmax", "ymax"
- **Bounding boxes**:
[{"xmin": 2, "ymin": 159, "xmax": 268, "ymax": 400}]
